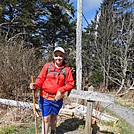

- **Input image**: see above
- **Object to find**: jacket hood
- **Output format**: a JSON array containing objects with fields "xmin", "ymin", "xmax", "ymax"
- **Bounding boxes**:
[{"xmin": 51, "ymin": 61, "xmax": 66, "ymax": 69}]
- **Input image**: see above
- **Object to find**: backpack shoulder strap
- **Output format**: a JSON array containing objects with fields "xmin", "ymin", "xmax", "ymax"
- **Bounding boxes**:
[
  {"xmin": 62, "ymin": 68, "xmax": 66, "ymax": 85},
  {"xmin": 47, "ymin": 63, "xmax": 52, "ymax": 74},
  {"xmin": 62, "ymin": 68, "xmax": 65, "ymax": 78}
]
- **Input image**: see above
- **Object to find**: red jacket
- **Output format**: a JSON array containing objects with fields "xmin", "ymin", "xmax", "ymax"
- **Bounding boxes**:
[{"xmin": 35, "ymin": 61, "xmax": 74, "ymax": 99}]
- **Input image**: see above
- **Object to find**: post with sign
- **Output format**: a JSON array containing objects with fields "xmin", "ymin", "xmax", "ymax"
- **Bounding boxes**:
[
  {"xmin": 68, "ymin": 89, "xmax": 115, "ymax": 134},
  {"xmin": 85, "ymin": 100, "xmax": 93, "ymax": 134}
]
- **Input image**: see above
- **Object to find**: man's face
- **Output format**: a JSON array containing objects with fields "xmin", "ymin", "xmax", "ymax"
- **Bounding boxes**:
[{"xmin": 53, "ymin": 51, "xmax": 65, "ymax": 67}]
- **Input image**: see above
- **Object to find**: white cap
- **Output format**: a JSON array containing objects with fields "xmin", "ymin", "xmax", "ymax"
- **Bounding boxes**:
[{"xmin": 54, "ymin": 47, "xmax": 65, "ymax": 54}]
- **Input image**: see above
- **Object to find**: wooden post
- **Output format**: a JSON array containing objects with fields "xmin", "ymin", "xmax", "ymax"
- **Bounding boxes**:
[{"xmin": 85, "ymin": 100, "xmax": 93, "ymax": 134}]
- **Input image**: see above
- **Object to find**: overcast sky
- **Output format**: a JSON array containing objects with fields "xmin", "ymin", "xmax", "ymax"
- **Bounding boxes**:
[{"xmin": 70, "ymin": 0, "xmax": 103, "ymax": 28}]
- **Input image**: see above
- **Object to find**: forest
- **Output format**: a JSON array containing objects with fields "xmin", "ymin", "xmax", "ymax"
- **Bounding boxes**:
[{"xmin": 0, "ymin": 0, "xmax": 134, "ymax": 101}]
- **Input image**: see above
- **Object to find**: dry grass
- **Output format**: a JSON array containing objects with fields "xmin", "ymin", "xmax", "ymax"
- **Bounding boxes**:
[{"xmin": 115, "ymin": 90, "xmax": 134, "ymax": 111}]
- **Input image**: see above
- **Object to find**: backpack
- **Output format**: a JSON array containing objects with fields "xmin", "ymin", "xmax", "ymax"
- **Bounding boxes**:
[{"xmin": 47, "ymin": 63, "xmax": 66, "ymax": 85}]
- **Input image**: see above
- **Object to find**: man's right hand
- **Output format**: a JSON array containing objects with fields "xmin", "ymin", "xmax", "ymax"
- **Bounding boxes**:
[{"xmin": 30, "ymin": 83, "xmax": 36, "ymax": 90}]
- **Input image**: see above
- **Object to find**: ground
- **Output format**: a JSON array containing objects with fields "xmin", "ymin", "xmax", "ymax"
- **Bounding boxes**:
[{"xmin": 0, "ymin": 90, "xmax": 134, "ymax": 134}]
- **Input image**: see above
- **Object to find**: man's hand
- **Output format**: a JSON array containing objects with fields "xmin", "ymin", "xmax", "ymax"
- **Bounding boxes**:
[
  {"xmin": 30, "ymin": 83, "xmax": 36, "ymax": 90},
  {"xmin": 55, "ymin": 91, "xmax": 62, "ymax": 101}
]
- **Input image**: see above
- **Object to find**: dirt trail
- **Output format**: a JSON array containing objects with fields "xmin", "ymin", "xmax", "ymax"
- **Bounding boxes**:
[{"xmin": 100, "ymin": 102, "xmax": 134, "ymax": 131}]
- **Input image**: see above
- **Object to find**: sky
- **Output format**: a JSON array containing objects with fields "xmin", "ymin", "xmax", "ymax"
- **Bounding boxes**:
[{"xmin": 70, "ymin": 0, "xmax": 103, "ymax": 28}]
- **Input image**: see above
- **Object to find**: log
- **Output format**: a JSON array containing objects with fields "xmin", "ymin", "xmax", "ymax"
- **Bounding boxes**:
[
  {"xmin": 59, "ymin": 108, "xmax": 74, "ymax": 116},
  {"xmin": 0, "ymin": 98, "xmax": 39, "ymax": 110},
  {"xmin": 60, "ymin": 104, "xmax": 118, "ymax": 124},
  {"xmin": 0, "ymin": 98, "xmax": 118, "ymax": 123}
]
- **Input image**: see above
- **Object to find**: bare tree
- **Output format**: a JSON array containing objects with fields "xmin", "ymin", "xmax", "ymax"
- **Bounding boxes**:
[
  {"xmin": 0, "ymin": 39, "xmax": 43, "ymax": 100},
  {"xmin": 114, "ymin": 13, "xmax": 134, "ymax": 94},
  {"xmin": 92, "ymin": 1, "xmax": 134, "ymax": 94},
  {"xmin": 103, "ymin": 1, "xmax": 134, "ymax": 95}
]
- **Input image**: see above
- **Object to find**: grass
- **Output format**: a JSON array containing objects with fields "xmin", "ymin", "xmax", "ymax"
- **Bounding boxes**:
[
  {"xmin": 0, "ymin": 118, "xmax": 42, "ymax": 134},
  {"xmin": 116, "ymin": 118, "xmax": 134, "ymax": 134},
  {"xmin": 115, "ymin": 90, "xmax": 134, "ymax": 112},
  {"xmin": 0, "ymin": 126, "xmax": 17, "ymax": 134},
  {"xmin": 101, "ymin": 120, "xmax": 114, "ymax": 127},
  {"xmin": 115, "ymin": 98, "xmax": 134, "ymax": 112},
  {"xmin": 18, "ymin": 118, "xmax": 42, "ymax": 134}
]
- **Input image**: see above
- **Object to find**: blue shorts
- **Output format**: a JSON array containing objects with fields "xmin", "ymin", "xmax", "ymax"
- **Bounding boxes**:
[{"xmin": 38, "ymin": 95, "xmax": 63, "ymax": 117}]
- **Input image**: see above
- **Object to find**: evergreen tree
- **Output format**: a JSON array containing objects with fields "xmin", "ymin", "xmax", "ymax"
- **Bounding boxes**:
[{"xmin": 0, "ymin": 0, "xmax": 76, "ymax": 57}]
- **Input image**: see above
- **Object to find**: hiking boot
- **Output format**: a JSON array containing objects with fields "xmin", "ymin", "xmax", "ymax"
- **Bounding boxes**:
[{"xmin": 50, "ymin": 129, "xmax": 56, "ymax": 134}]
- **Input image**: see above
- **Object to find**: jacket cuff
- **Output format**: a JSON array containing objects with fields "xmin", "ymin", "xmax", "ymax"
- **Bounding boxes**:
[
  {"xmin": 58, "ymin": 88, "xmax": 64, "ymax": 94},
  {"xmin": 35, "ymin": 83, "xmax": 38, "ymax": 90}
]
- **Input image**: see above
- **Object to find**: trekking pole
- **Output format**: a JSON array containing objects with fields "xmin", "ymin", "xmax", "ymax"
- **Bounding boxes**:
[{"xmin": 31, "ymin": 76, "xmax": 38, "ymax": 134}]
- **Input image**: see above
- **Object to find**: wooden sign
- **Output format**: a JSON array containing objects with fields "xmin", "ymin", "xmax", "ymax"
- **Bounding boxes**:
[
  {"xmin": 68, "ymin": 89, "xmax": 115, "ymax": 134},
  {"xmin": 68, "ymin": 89, "xmax": 115, "ymax": 103}
]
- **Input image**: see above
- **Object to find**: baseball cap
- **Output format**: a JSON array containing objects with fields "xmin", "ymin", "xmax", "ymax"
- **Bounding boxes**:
[{"xmin": 54, "ymin": 47, "xmax": 65, "ymax": 54}]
